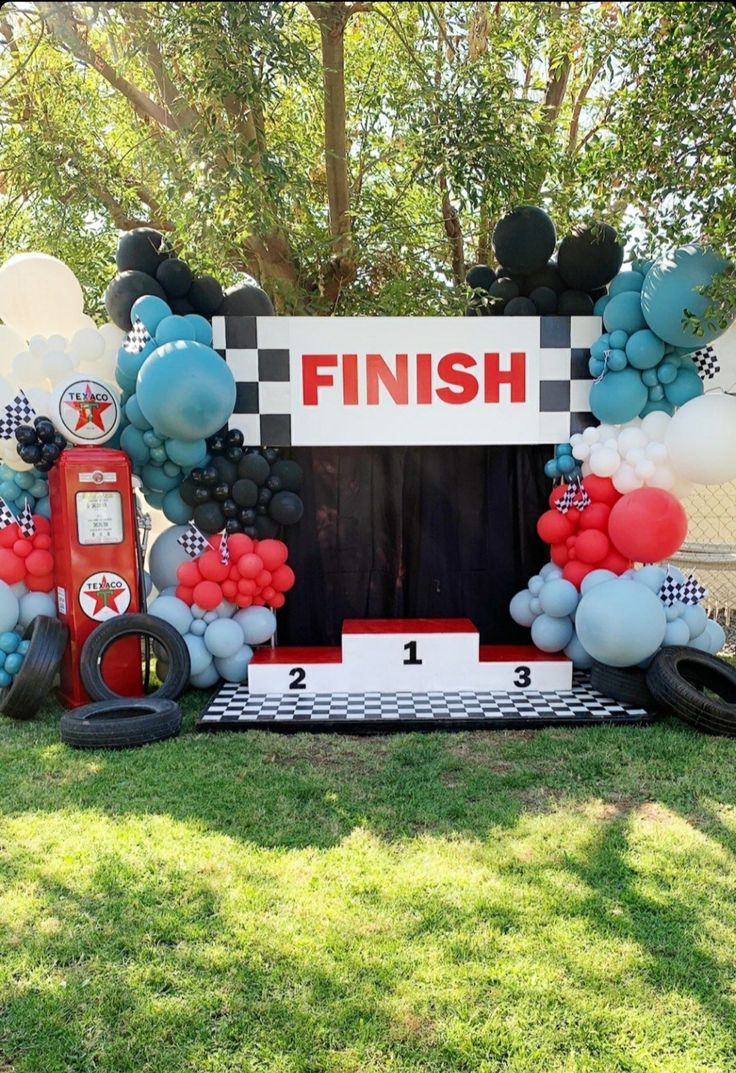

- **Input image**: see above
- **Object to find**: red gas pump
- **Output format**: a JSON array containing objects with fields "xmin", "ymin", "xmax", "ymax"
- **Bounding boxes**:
[{"xmin": 49, "ymin": 447, "xmax": 143, "ymax": 707}]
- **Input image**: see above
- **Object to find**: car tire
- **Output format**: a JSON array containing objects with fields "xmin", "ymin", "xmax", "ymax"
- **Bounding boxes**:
[
  {"xmin": 80, "ymin": 613, "xmax": 190, "ymax": 702},
  {"xmin": 60, "ymin": 697, "xmax": 182, "ymax": 749},
  {"xmin": 590, "ymin": 660, "xmax": 655, "ymax": 710},
  {"xmin": 0, "ymin": 616, "xmax": 68, "ymax": 721},
  {"xmin": 646, "ymin": 646, "xmax": 736, "ymax": 736}
]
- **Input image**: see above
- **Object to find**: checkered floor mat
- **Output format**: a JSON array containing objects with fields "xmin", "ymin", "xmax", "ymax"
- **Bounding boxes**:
[{"xmin": 197, "ymin": 674, "xmax": 649, "ymax": 733}]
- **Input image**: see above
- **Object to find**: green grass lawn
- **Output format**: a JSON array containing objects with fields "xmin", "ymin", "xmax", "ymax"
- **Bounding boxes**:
[{"xmin": 2, "ymin": 695, "xmax": 736, "ymax": 1073}]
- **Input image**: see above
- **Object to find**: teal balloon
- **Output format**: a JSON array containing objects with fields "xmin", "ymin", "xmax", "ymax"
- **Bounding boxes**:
[
  {"xmin": 117, "ymin": 342, "xmax": 154, "ymax": 381},
  {"xmin": 0, "ymin": 465, "xmax": 15, "ymax": 481},
  {"xmin": 640, "ymin": 244, "xmax": 730, "ymax": 347},
  {"xmin": 589, "ymin": 367, "xmax": 648, "ymax": 424},
  {"xmin": 607, "ymin": 348, "xmax": 628, "ymax": 371},
  {"xmin": 30, "ymin": 479, "xmax": 47, "ymax": 499},
  {"xmin": 603, "ymin": 291, "xmax": 647, "ymax": 334},
  {"xmin": 130, "ymin": 294, "xmax": 171, "ymax": 334},
  {"xmin": 185, "ymin": 315, "xmax": 213, "ymax": 345},
  {"xmin": 625, "ymin": 329, "xmax": 665, "ymax": 369},
  {"xmin": 576, "ymin": 579, "xmax": 666, "ymax": 667},
  {"xmin": 162, "ymin": 487, "xmax": 193, "ymax": 524},
  {"xmin": 14, "ymin": 471, "xmax": 34, "ymax": 490},
  {"xmin": 0, "ymin": 481, "xmax": 19, "ymax": 503},
  {"xmin": 608, "ymin": 271, "xmax": 644, "ymax": 297},
  {"xmin": 663, "ymin": 367, "xmax": 704, "ymax": 407},
  {"xmin": 35, "ymin": 495, "xmax": 51, "ymax": 519},
  {"xmin": 4, "ymin": 651, "xmax": 23, "ymax": 676},
  {"xmin": 589, "ymin": 357, "xmax": 605, "ymax": 377},
  {"xmin": 141, "ymin": 462, "xmax": 181, "ymax": 493},
  {"xmin": 593, "ymin": 296, "xmax": 610, "ymax": 316},
  {"xmin": 0, "ymin": 631, "xmax": 19, "ymax": 654},
  {"xmin": 590, "ymin": 334, "xmax": 610, "ymax": 361},
  {"xmin": 648, "ymin": 385, "xmax": 664, "ymax": 401},
  {"xmin": 155, "ymin": 315, "xmax": 196, "ymax": 345},
  {"xmin": 633, "ymin": 258, "xmax": 654, "ymax": 276},
  {"xmin": 115, "ymin": 366, "xmax": 137, "ymax": 395},
  {"xmin": 120, "ymin": 424, "xmax": 151, "ymax": 465},
  {"xmin": 0, "ymin": 669, "xmax": 12, "ymax": 689},
  {"xmin": 556, "ymin": 443, "xmax": 573, "ymax": 456},
  {"xmin": 608, "ymin": 329, "xmax": 629, "ymax": 350},
  {"xmin": 557, "ymin": 455, "xmax": 576, "ymax": 476},
  {"xmin": 136, "ymin": 339, "xmax": 236, "ymax": 441},
  {"xmin": 144, "ymin": 490, "xmax": 164, "ymax": 508},
  {"xmin": 125, "ymin": 394, "xmax": 153, "ymax": 430},
  {"xmin": 149, "ymin": 446, "xmax": 167, "ymax": 464},
  {"xmin": 143, "ymin": 430, "xmax": 163, "ymax": 447},
  {"xmin": 656, "ymin": 361, "xmax": 677, "ymax": 384},
  {"xmin": 162, "ymin": 461, "xmax": 181, "ymax": 478},
  {"xmin": 641, "ymin": 368, "xmax": 658, "ymax": 387},
  {"xmin": 165, "ymin": 437, "xmax": 208, "ymax": 468}
]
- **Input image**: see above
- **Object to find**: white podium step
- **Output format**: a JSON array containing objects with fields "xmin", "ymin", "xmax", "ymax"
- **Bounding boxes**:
[{"xmin": 248, "ymin": 618, "xmax": 572, "ymax": 695}]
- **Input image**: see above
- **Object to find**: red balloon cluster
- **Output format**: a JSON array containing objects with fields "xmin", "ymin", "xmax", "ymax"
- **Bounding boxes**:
[
  {"xmin": 537, "ymin": 475, "xmax": 631, "ymax": 589},
  {"xmin": 175, "ymin": 535, "xmax": 295, "ymax": 611},
  {"xmin": 0, "ymin": 516, "xmax": 54, "ymax": 592}
]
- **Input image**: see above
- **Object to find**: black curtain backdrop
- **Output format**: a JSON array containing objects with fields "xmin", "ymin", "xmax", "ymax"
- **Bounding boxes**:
[{"xmin": 278, "ymin": 445, "xmax": 552, "ymax": 646}]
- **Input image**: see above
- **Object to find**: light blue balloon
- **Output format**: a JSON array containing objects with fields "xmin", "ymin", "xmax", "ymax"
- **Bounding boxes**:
[
  {"xmin": 0, "ymin": 669, "xmax": 12, "ymax": 688},
  {"xmin": 149, "ymin": 594, "xmax": 193, "ymax": 635},
  {"xmin": 141, "ymin": 463, "xmax": 181, "ymax": 493},
  {"xmin": 214, "ymin": 644, "xmax": 254, "ymax": 683},
  {"xmin": 608, "ymin": 329, "xmax": 629, "ymax": 350},
  {"xmin": 136, "ymin": 340, "xmax": 236, "ymax": 442},
  {"xmin": 603, "ymin": 291, "xmax": 647, "ymax": 335},
  {"xmin": 0, "ymin": 584, "xmax": 19, "ymax": 634},
  {"xmin": 120, "ymin": 424, "xmax": 150, "ymax": 465},
  {"xmin": 0, "ymin": 631, "xmax": 19, "ymax": 654},
  {"xmin": 165, "ymin": 438, "xmax": 208, "ymax": 469},
  {"xmin": 143, "ymin": 430, "xmax": 163, "ymax": 447},
  {"xmin": 540, "ymin": 563, "xmax": 563, "ymax": 580},
  {"xmin": 190, "ymin": 662, "xmax": 221, "ymax": 688},
  {"xmin": 17, "ymin": 639, "xmax": 30, "ymax": 655},
  {"xmin": 130, "ymin": 295, "xmax": 171, "ymax": 334},
  {"xmin": 632, "ymin": 565, "xmax": 667, "ymax": 593},
  {"xmin": 663, "ymin": 619, "xmax": 690, "ymax": 646},
  {"xmin": 593, "ymin": 295, "xmax": 610, "ymax": 316},
  {"xmin": 4, "ymin": 651, "xmax": 23, "ymax": 675},
  {"xmin": 531, "ymin": 613, "xmax": 573, "ymax": 653},
  {"xmin": 510, "ymin": 588, "xmax": 537, "ymax": 626},
  {"xmin": 204, "ymin": 618, "xmax": 243, "ymax": 659},
  {"xmin": 641, "ymin": 245, "xmax": 730, "ymax": 347},
  {"xmin": 580, "ymin": 568, "xmax": 617, "ymax": 594},
  {"xmin": 682, "ymin": 603, "xmax": 707, "ymax": 640},
  {"xmin": 590, "ymin": 335, "xmax": 611, "ymax": 361},
  {"xmin": 528, "ymin": 575, "xmax": 544, "ymax": 596},
  {"xmin": 589, "ymin": 367, "xmax": 648, "ymax": 424},
  {"xmin": 203, "ymin": 611, "xmax": 218, "ymax": 624},
  {"xmin": 576, "ymin": 579, "xmax": 666, "ymax": 667},
  {"xmin": 529, "ymin": 597, "xmax": 542, "ymax": 615},
  {"xmin": 539, "ymin": 578, "xmax": 579, "ymax": 618},
  {"xmin": 606, "ymin": 348, "xmax": 628, "ymax": 372},
  {"xmin": 125, "ymin": 394, "xmax": 153, "ymax": 431},
  {"xmin": 609, "ymin": 271, "xmax": 644, "ymax": 297},
  {"xmin": 704, "ymin": 619, "xmax": 726, "ymax": 654},
  {"xmin": 155, "ymin": 315, "xmax": 197, "ymax": 346},
  {"xmin": 625, "ymin": 329, "xmax": 666, "ymax": 370},
  {"xmin": 18, "ymin": 592, "xmax": 55, "ymax": 628},
  {"xmin": 185, "ymin": 315, "xmax": 213, "ymax": 346},
  {"xmin": 162, "ymin": 488, "xmax": 193, "ymax": 525},
  {"xmin": 190, "ymin": 619, "xmax": 207, "ymax": 637},
  {"xmin": 184, "ymin": 634, "xmax": 213, "ymax": 676},
  {"xmin": 564, "ymin": 631, "xmax": 594, "ymax": 669},
  {"xmin": 233, "ymin": 606, "xmax": 277, "ymax": 646},
  {"xmin": 663, "ymin": 367, "xmax": 704, "ymax": 407}
]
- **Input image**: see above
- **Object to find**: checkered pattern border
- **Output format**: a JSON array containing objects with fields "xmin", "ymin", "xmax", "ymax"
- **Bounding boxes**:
[
  {"xmin": 197, "ymin": 672, "xmax": 649, "ymax": 733},
  {"xmin": 212, "ymin": 316, "xmax": 291, "ymax": 445},
  {"xmin": 537, "ymin": 316, "xmax": 597, "ymax": 441}
]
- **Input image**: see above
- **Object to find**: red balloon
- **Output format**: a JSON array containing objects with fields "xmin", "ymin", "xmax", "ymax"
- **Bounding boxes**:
[
  {"xmin": 598, "ymin": 549, "xmax": 632, "ymax": 575},
  {"xmin": 177, "ymin": 560, "xmax": 202, "ymax": 587},
  {"xmin": 255, "ymin": 569, "xmax": 272, "ymax": 589},
  {"xmin": 198, "ymin": 549, "xmax": 229, "ymax": 582},
  {"xmin": 227, "ymin": 534, "xmax": 254, "ymax": 560},
  {"xmin": 238, "ymin": 553, "xmax": 263, "ymax": 579},
  {"xmin": 25, "ymin": 549, "xmax": 54, "ymax": 577},
  {"xmin": 0, "ymin": 523, "xmax": 18, "ymax": 548},
  {"xmin": 13, "ymin": 539, "xmax": 32, "ymax": 559},
  {"xmin": 235, "ymin": 595, "xmax": 253, "ymax": 608},
  {"xmin": 578, "ymin": 502, "xmax": 611, "ymax": 531},
  {"xmin": 537, "ymin": 510, "xmax": 574, "ymax": 545},
  {"xmin": 272, "ymin": 564, "xmax": 295, "ymax": 592},
  {"xmin": 261, "ymin": 585, "xmax": 276, "ymax": 602},
  {"xmin": 562, "ymin": 560, "xmax": 594, "ymax": 589},
  {"xmin": 26, "ymin": 572, "xmax": 54, "ymax": 592},
  {"xmin": 221, "ymin": 579, "xmax": 238, "ymax": 600},
  {"xmin": 608, "ymin": 487, "xmax": 688, "ymax": 563},
  {"xmin": 0, "ymin": 549, "xmax": 25, "ymax": 585},
  {"xmin": 253, "ymin": 597, "xmax": 265, "ymax": 606},
  {"xmin": 270, "ymin": 592, "xmax": 286, "ymax": 610},
  {"xmin": 238, "ymin": 578, "xmax": 257, "ymax": 595},
  {"xmin": 575, "ymin": 529, "xmax": 610, "ymax": 564},
  {"xmin": 565, "ymin": 535, "xmax": 576, "ymax": 548},
  {"xmin": 255, "ymin": 539, "xmax": 288, "ymax": 572},
  {"xmin": 582, "ymin": 475, "xmax": 621, "ymax": 508},
  {"xmin": 176, "ymin": 585, "xmax": 194, "ymax": 604},
  {"xmin": 32, "ymin": 516, "xmax": 51, "ymax": 534},
  {"xmin": 32, "ymin": 533, "xmax": 52, "ymax": 550},
  {"xmin": 550, "ymin": 543, "xmax": 568, "ymax": 566},
  {"xmin": 192, "ymin": 580, "xmax": 222, "ymax": 611}
]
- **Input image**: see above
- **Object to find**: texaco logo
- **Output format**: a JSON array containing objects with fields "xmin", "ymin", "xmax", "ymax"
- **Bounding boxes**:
[
  {"xmin": 78, "ymin": 571, "xmax": 131, "ymax": 621},
  {"xmin": 55, "ymin": 379, "xmax": 120, "ymax": 443}
]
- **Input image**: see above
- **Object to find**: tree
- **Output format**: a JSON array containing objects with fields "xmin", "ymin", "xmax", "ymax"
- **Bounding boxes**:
[{"xmin": 0, "ymin": 1, "xmax": 734, "ymax": 319}]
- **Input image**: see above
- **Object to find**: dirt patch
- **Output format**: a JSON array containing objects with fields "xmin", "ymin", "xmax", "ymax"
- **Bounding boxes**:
[{"xmin": 269, "ymin": 736, "xmax": 393, "ymax": 773}]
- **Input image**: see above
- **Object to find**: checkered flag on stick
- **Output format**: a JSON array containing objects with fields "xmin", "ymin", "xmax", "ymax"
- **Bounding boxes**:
[
  {"xmin": 122, "ymin": 316, "xmax": 153, "ymax": 355},
  {"xmin": 574, "ymin": 483, "xmax": 591, "ymax": 512},
  {"xmin": 18, "ymin": 497, "xmax": 35, "ymax": 539},
  {"xmin": 0, "ymin": 390, "xmax": 36, "ymax": 440},
  {"xmin": 219, "ymin": 530, "xmax": 230, "ymax": 566},
  {"xmin": 679, "ymin": 574, "xmax": 708, "ymax": 606},
  {"xmin": 0, "ymin": 497, "xmax": 15, "ymax": 530},
  {"xmin": 658, "ymin": 572, "xmax": 681, "ymax": 607},
  {"xmin": 555, "ymin": 481, "xmax": 578, "ymax": 515},
  {"xmin": 177, "ymin": 523, "xmax": 209, "ymax": 560},
  {"xmin": 691, "ymin": 344, "xmax": 720, "ymax": 381}
]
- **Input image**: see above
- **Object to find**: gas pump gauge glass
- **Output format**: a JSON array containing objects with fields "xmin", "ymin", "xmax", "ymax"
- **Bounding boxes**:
[{"xmin": 75, "ymin": 491, "xmax": 124, "ymax": 545}]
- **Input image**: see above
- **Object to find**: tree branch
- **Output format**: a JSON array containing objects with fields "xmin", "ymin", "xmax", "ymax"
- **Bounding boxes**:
[{"xmin": 119, "ymin": 4, "xmax": 201, "ymax": 131}]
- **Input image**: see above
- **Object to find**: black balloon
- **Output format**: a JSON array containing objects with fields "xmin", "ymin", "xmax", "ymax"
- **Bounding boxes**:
[
  {"xmin": 188, "ymin": 275, "xmax": 224, "ymax": 315},
  {"xmin": 225, "ymin": 518, "xmax": 243, "ymax": 535},
  {"xmin": 222, "ymin": 499, "xmax": 239, "ymax": 518},
  {"xmin": 201, "ymin": 465, "xmax": 218, "ymax": 487},
  {"xmin": 529, "ymin": 286, "xmax": 558, "ymax": 314},
  {"xmin": 238, "ymin": 454, "xmax": 270, "ymax": 484},
  {"xmin": 489, "ymin": 278, "xmax": 519, "ymax": 302},
  {"xmin": 269, "ymin": 490, "xmax": 304, "ymax": 525},
  {"xmin": 104, "ymin": 270, "xmax": 167, "ymax": 331},
  {"xmin": 18, "ymin": 444, "xmax": 42, "ymax": 465},
  {"xmin": 40, "ymin": 443, "xmax": 61, "ymax": 463},
  {"xmin": 179, "ymin": 478, "xmax": 199, "ymax": 507},
  {"xmin": 526, "ymin": 262, "xmax": 565, "ymax": 295},
  {"xmin": 232, "ymin": 478, "xmax": 258, "ymax": 507},
  {"xmin": 116, "ymin": 228, "xmax": 167, "ymax": 275},
  {"xmin": 215, "ymin": 283, "xmax": 275, "ymax": 317},
  {"xmin": 14, "ymin": 426, "xmax": 36, "ymax": 446},
  {"xmin": 169, "ymin": 296, "xmax": 196, "ymax": 316},
  {"xmin": 255, "ymin": 516, "xmax": 280, "ymax": 539},
  {"xmin": 465, "ymin": 265, "xmax": 496, "ymax": 290},
  {"xmin": 193, "ymin": 501, "xmax": 226, "ymax": 534},
  {"xmin": 257, "ymin": 487, "xmax": 272, "ymax": 505},
  {"xmin": 211, "ymin": 456, "xmax": 238, "ymax": 485},
  {"xmin": 557, "ymin": 222, "xmax": 624, "ymax": 291},
  {"xmin": 212, "ymin": 483, "xmax": 231, "ymax": 501},
  {"xmin": 156, "ymin": 258, "xmax": 193, "ymax": 297},
  {"xmin": 557, "ymin": 289, "xmax": 595, "ymax": 315},
  {"xmin": 193, "ymin": 487, "xmax": 211, "ymax": 504},
  {"xmin": 589, "ymin": 286, "xmax": 608, "ymax": 302},
  {"xmin": 503, "ymin": 296, "xmax": 537, "ymax": 316},
  {"xmin": 492, "ymin": 205, "xmax": 556, "ymax": 275},
  {"xmin": 226, "ymin": 429, "xmax": 244, "ymax": 448},
  {"xmin": 35, "ymin": 419, "xmax": 56, "ymax": 443}
]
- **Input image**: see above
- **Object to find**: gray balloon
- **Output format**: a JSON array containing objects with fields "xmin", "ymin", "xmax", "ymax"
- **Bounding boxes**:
[{"xmin": 148, "ymin": 524, "xmax": 192, "ymax": 592}]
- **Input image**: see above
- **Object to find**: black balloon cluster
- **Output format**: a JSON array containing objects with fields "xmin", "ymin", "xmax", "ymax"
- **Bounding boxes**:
[
  {"xmin": 178, "ymin": 429, "xmax": 304, "ymax": 539},
  {"xmin": 466, "ymin": 207, "xmax": 624, "ymax": 318},
  {"xmin": 15, "ymin": 418, "xmax": 68, "ymax": 472},
  {"xmin": 104, "ymin": 227, "xmax": 275, "ymax": 331}
]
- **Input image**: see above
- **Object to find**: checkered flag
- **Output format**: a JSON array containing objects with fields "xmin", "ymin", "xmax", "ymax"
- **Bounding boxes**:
[
  {"xmin": 0, "ymin": 391, "xmax": 36, "ymax": 440},
  {"xmin": 122, "ymin": 316, "xmax": 153, "ymax": 355},
  {"xmin": 658, "ymin": 572, "xmax": 681, "ymax": 607},
  {"xmin": 555, "ymin": 482, "xmax": 578, "ymax": 515},
  {"xmin": 176, "ymin": 523, "xmax": 209, "ymax": 560},
  {"xmin": 18, "ymin": 497, "xmax": 35, "ymax": 539},
  {"xmin": 574, "ymin": 484, "xmax": 591, "ymax": 512},
  {"xmin": 0, "ymin": 497, "xmax": 14, "ymax": 530},
  {"xmin": 219, "ymin": 530, "xmax": 230, "ymax": 566},
  {"xmin": 679, "ymin": 573, "xmax": 708, "ymax": 606},
  {"xmin": 691, "ymin": 344, "xmax": 720, "ymax": 381}
]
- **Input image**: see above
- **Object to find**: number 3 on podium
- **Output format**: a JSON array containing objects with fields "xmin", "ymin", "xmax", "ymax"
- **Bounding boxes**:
[{"xmin": 514, "ymin": 665, "xmax": 531, "ymax": 688}]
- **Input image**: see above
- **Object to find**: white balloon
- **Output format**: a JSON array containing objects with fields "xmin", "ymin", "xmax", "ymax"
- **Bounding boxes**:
[
  {"xmin": 645, "ymin": 441, "xmax": 668, "ymax": 463},
  {"xmin": 581, "ymin": 460, "xmax": 593, "ymax": 476},
  {"xmin": 617, "ymin": 427, "xmax": 647, "ymax": 454},
  {"xmin": 28, "ymin": 335, "xmax": 48, "ymax": 356},
  {"xmin": 665, "ymin": 393, "xmax": 736, "ymax": 485},
  {"xmin": 0, "ymin": 325, "xmax": 25, "ymax": 369},
  {"xmin": 582, "ymin": 426, "xmax": 600, "ymax": 444},
  {"xmin": 603, "ymin": 438, "xmax": 618, "ymax": 451},
  {"xmin": 13, "ymin": 350, "xmax": 47, "ymax": 387},
  {"xmin": 597, "ymin": 424, "xmax": 617, "ymax": 442},
  {"xmin": 24, "ymin": 386, "xmax": 52, "ymax": 416},
  {"xmin": 44, "ymin": 350, "xmax": 75, "ymax": 381},
  {"xmin": 98, "ymin": 322, "xmax": 126, "ymax": 351},
  {"xmin": 0, "ymin": 253, "xmax": 84, "ymax": 340},
  {"xmin": 572, "ymin": 442, "xmax": 590, "ymax": 461},
  {"xmin": 70, "ymin": 327, "xmax": 105, "ymax": 364},
  {"xmin": 569, "ymin": 433, "xmax": 583, "ymax": 447},
  {"xmin": 640, "ymin": 410, "xmax": 672, "ymax": 441},
  {"xmin": 649, "ymin": 465, "xmax": 676, "ymax": 490},
  {"xmin": 590, "ymin": 446, "xmax": 620, "ymax": 478},
  {"xmin": 625, "ymin": 447, "xmax": 645, "ymax": 466},
  {"xmin": 634, "ymin": 458, "xmax": 656, "ymax": 480},
  {"xmin": 612, "ymin": 462, "xmax": 643, "ymax": 494}
]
